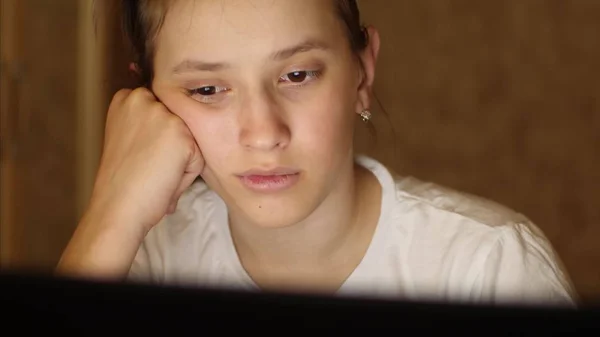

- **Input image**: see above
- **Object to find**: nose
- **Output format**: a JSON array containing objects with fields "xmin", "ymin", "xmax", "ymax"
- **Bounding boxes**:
[{"xmin": 238, "ymin": 94, "xmax": 290, "ymax": 151}]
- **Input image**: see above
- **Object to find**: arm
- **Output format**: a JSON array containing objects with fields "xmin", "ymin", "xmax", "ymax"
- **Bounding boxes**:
[
  {"xmin": 55, "ymin": 88, "xmax": 203, "ymax": 281},
  {"xmin": 56, "ymin": 204, "xmax": 147, "ymax": 281}
]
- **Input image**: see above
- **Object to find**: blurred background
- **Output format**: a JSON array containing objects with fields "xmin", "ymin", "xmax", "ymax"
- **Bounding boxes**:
[{"xmin": 1, "ymin": 0, "xmax": 598, "ymax": 303}]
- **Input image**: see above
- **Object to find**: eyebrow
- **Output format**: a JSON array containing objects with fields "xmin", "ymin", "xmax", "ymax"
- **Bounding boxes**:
[
  {"xmin": 171, "ymin": 39, "xmax": 331, "ymax": 74},
  {"xmin": 271, "ymin": 39, "xmax": 330, "ymax": 62}
]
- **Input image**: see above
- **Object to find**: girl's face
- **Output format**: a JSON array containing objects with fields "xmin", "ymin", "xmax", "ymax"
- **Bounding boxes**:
[{"xmin": 152, "ymin": 0, "xmax": 375, "ymax": 228}]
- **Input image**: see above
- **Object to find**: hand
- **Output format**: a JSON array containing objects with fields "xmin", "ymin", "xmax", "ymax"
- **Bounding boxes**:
[
  {"xmin": 56, "ymin": 87, "xmax": 203, "ymax": 279},
  {"xmin": 90, "ymin": 87, "xmax": 204, "ymax": 232}
]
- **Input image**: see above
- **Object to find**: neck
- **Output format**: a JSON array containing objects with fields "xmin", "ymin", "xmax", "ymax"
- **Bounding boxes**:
[{"xmin": 227, "ymin": 157, "xmax": 381, "ymax": 293}]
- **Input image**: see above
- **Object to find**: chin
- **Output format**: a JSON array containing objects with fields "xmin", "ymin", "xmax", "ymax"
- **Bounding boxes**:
[
  {"xmin": 237, "ymin": 196, "xmax": 317, "ymax": 229},
  {"xmin": 205, "ymin": 169, "xmax": 331, "ymax": 229}
]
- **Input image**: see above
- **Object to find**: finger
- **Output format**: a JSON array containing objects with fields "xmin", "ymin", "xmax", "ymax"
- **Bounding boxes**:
[
  {"xmin": 185, "ymin": 139, "xmax": 204, "ymax": 176},
  {"xmin": 166, "ymin": 175, "xmax": 197, "ymax": 214},
  {"xmin": 169, "ymin": 170, "xmax": 202, "ymax": 210},
  {"xmin": 111, "ymin": 88, "xmax": 133, "ymax": 105},
  {"xmin": 105, "ymin": 89, "xmax": 133, "ymax": 123},
  {"xmin": 166, "ymin": 202, "xmax": 177, "ymax": 215},
  {"xmin": 168, "ymin": 143, "xmax": 204, "ymax": 213}
]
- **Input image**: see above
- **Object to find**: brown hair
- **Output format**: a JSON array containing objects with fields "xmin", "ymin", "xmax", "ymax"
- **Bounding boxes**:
[{"xmin": 120, "ymin": 0, "xmax": 369, "ymax": 86}]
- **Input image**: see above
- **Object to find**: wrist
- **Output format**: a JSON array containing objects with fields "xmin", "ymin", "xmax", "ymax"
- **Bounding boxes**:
[{"xmin": 56, "ymin": 199, "xmax": 149, "ymax": 280}]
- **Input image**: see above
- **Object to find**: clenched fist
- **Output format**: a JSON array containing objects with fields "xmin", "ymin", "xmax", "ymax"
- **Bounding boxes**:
[{"xmin": 57, "ymin": 87, "xmax": 203, "ymax": 279}]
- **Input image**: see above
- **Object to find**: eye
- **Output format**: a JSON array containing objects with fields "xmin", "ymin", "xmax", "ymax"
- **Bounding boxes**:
[
  {"xmin": 188, "ymin": 86, "xmax": 228, "ymax": 96},
  {"xmin": 287, "ymin": 71, "xmax": 307, "ymax": 83},
  {"xmin": 187, "ymin": 85, "xmax": 230, "ymax": 103},
  {"xmin": 279, "ymin": 70, "xmax": 322, "ymax": 85}
]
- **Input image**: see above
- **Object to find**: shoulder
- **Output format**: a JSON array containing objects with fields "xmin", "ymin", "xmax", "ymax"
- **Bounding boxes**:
[
  {"xmin": 360, "ymin": 156, "xmax": 576, "ymax": 304},
  {"xmin": 360, "ymin": 155, "xmax": 522, "ymax": 270},
  {"xmin": 392, "ymin": 174, "xmax": 531, "ymax": 229},
  {"xmin": 358, "ymin": 155, "xmax": 529, "ymax": 231},
  {"xmin": 392, "ymin": 176, "xmax": 576, "ymax": 304}
]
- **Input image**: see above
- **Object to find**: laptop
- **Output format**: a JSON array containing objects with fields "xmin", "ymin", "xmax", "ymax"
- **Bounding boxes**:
[{"xmin": 1, "ymin": 271, "xmax": 598, "ymax": 335}]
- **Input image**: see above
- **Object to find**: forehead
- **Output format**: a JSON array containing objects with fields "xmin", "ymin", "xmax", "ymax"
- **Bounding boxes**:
[{"xmin": 154, "ymin": 0, "xmax": 347, "ymax": 69}]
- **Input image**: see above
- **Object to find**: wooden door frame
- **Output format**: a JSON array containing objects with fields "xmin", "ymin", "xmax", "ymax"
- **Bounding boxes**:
[
  {"xmin": 0, "ymin": 0, "xmax": 107, "ymax": 268},
  {"xmin": 76, "ymin": 0, "xmax": 107, "ymax": 220},
  {"xmin": 0, "ymin": 0, "xmax": 19, "ymax": 268}
]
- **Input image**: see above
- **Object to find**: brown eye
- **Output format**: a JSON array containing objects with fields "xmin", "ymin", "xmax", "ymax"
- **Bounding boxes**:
[
  {"xmin": 187, "ymin": 85, "xmax": 230, "ymax": 104},
  {"xmin": 278, "ymin": 70, "xmax": 322, "ymax": 86},
  {"xmin": 288, "ymin": 71, "xmax": 307, "ymax": 83},
  {"xmin": 199, "ymin": 86, "xmax": 217, "ymax": 95}
]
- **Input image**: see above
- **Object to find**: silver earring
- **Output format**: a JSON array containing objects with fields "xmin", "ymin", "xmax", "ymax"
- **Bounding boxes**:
[{"xmin": 359, "ymin": 109, "xmax": 372, "ymax": 122}]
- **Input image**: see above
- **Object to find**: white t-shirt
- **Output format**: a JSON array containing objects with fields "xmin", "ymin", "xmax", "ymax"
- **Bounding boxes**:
[{"xmin": 128, "ymin": 155, "xmax": 576, "ymax": 306}]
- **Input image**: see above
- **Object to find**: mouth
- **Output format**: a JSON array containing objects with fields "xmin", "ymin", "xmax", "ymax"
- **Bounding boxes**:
[{"xmin": 237, "ymin": 168, "xmax": 301, "ymax": 193}]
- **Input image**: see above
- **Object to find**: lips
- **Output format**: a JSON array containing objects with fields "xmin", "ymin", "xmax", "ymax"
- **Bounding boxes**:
[
  {"xmin": 243, "ymin": 174, "xmax": 296, "ymax": 184},
  {"xmin": 238, "ymin": 167, "xmax": 300, "ymax": 177},
  {"xmin": 237, "ymin": 167, "xmax": 301, "ymax": 193}
]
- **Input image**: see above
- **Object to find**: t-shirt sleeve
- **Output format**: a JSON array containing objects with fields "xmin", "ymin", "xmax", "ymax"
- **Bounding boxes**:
[{"xmin": 473, "ymin": 221, "xmax": 578, "ymax": 306}]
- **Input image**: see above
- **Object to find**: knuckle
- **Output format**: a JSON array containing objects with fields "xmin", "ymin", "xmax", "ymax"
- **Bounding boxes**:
[
  {"xmin": 128, "ymin": 87, "xmax": 155, "ymax": 106},
  {"xmin": 131, "ymin": 86, "xmax": 153, "ymax": 97},
  {"xmin": 147, "ymin": 102, "xmax": 170, "ymax": 121},
  {"xmin": 165, "ymin": 113, "xmax": 185, "ymax": 130},
  {"xmin": 108, "ymin": 89, "xmax": 132, "ymax": 112},
  {"xmin": 112, "ymin": 88, "xmax": 132, "ymax": 102}
]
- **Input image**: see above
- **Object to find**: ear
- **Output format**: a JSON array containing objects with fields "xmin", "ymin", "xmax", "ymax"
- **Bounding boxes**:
[
  {"xmin": 355, "ymin": 26, "xmax": 381, "ymax": 114},
  {"xmin": 129, "ymin": 62, "xmax": 141, "ymax": 76}
]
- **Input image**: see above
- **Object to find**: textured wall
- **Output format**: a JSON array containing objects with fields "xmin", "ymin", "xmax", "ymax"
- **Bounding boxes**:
[{"xmin": 355, "ymin": 0, "xmax": 600, "ymax": 301}]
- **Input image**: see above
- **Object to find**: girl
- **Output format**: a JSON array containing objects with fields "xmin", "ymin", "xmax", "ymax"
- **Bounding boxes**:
[{"xmin": 58, "ymin": 0, "xmax": 576, "ymax": 306}]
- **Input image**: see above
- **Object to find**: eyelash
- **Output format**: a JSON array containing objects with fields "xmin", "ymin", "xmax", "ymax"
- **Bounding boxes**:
[
  {"xmin": 278, "ymin": 70, "xmax": 322, "ymax": 87},
  {"xmin": 187, "ymin": 70, "xmax": 323, "ymax": 103}
]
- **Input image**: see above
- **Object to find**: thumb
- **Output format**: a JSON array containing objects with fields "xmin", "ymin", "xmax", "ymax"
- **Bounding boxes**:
[
  {"xmin": 167, "ymin": 142, "xmax": 204, "ymax": 214},
  {"xmin": 167, "ymin": 171, "xmax": 202, "ymax": 214}
]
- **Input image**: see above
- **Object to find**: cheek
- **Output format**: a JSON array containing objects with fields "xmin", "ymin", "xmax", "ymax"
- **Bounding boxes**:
[
  {"xmin": 293, "ymin": 84, "xmax": 356, "ymax": 154},
  {"xmin": 159, "ymin": 93, "xmax": 237, "ymax": 168},
  {"xmin": 187, "ymin": 116, "xmax": 237, "ymax": 165}
]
